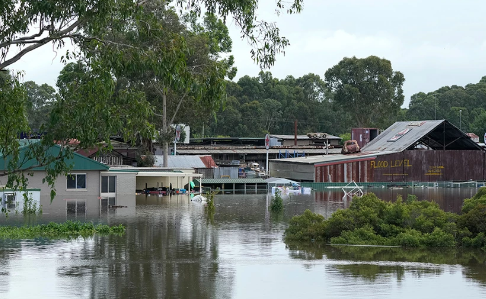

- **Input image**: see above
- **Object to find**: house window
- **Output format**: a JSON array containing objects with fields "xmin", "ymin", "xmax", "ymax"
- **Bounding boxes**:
[
  {"xmin": 101, "ymin": 176, "xmax": 116, "ymax": 193},
  {"xmin": 4, "ymin": 193, "xmax": 15, "ymax": 209},
  {"xmin": 100, "ymin": 197, "xmax": 116, "ymax": 214},
  {"xmin": 66, "ymin": 199, "xmax": 86, "ymax": 217},
  {"xmin": 67, "ymin": 174, "xmax": 86, "ymax": 189}
]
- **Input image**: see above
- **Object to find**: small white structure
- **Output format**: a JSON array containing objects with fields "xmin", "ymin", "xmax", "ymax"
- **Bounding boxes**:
[
  {"xmin": 0, "ymin": 189, "xmax": 41, "ymax": 213},
  {"xmin": 271, "ymin": 186, "xmax": 311, "ymax": 196},
  {"xmin": 191, "ymin": 195, "xmax": 207, "ymax": 202}
]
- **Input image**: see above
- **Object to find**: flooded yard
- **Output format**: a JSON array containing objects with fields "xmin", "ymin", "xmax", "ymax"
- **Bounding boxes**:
[{"xmin": 0, "ymin": 189, "xmax": 485, "ymax": 298}]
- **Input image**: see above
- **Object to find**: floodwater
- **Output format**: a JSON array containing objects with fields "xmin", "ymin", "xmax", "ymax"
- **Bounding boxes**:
[{"xmin": 0, "ymin": 188, "xmax": 485, "ymax": 299}]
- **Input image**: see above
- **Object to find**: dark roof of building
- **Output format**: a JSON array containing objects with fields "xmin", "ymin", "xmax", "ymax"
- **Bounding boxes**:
[{"xmin": 362, "ymin": 120, "xmax": 483, "ymax": 152}]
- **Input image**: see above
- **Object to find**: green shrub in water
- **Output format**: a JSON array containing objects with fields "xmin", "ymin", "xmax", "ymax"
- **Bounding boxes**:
[
  {"xmin": 285, "ymin": 189, "xmax": 486, "ymax": 248},
  {"xmin": 0, "ymin": 221, "xmax": 125, "ymax": 239},
  {"xmin": 270, "ymin": 189, "xmax": 284, "ymax": 213},
  {"xmin": 284, "ymin": 209, "xmax": 326, "ymax": 242}
]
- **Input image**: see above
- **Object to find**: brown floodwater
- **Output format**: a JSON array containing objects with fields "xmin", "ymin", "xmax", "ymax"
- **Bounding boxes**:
[{"xmin": 0, "ymin": 188, "xmax": 485, "ymax": 298}]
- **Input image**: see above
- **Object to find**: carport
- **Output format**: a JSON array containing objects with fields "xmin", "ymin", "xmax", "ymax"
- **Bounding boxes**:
[{"xmin": 136, "ymin": 171, "xmax": 203, "ymax": 193}]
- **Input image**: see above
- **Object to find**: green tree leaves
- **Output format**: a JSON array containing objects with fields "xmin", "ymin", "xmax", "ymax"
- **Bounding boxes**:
[{"xmin": 325, "ymin": 56, "xmax": 405, "ymax": 128}]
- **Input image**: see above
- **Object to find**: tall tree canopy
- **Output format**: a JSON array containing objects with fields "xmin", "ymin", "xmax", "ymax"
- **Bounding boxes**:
[
  {"xmin": 324, "ymin": 56, "xmax": 405, "ymax": 128},
  {"xmin": 0, "ymin": 0, "xmax": 304, "ymax": 197},
  {"xmin": 406, "ymin": 76, "xmax": 486, "ymax": 137},
  {"xmin": 207, "ymin": 71, "xmax": 350, "ymax": 138}
]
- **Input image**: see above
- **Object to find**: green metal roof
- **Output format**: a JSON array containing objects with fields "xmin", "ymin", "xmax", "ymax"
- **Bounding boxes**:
[
  {"xmin": 197, "ymin": 178, "xmax": 267, "ymax": 184},
  {"xmin": 0, "ymin": 141, "xmax": 108, "ymax": 171}
]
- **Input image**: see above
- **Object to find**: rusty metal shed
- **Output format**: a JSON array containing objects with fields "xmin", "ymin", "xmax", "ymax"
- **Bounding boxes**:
[{"xmin": 269, "ymin": 120, "xmax": 485, "ymax": 183}]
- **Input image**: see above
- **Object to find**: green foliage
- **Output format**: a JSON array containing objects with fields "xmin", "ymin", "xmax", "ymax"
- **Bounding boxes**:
[
  {"xmin": 285, "ymin": 190, "xmax": 486, "ymax": 248},
  {"xmin": 0, "ymin": 221, "xmax": 125, "ymax": 239},
  {"xmin": 284, "ymin": 209, "xmax": 326, "ymax": 242},
  {"xmin": 22, "ymin": 193, "xmax": 41, "ymax": 215},
  {"xmin": 270, "ymin": 189, "xmax": 284, "ymax": 213},
  {"xmin": 461, "ymin": 187, "xmax": 486, "ymax": 213},
  {"xmin": 324, "ymin": 55, "xmax": 405, "ymax": 128},
  {"xmin": 205, "ymin": 188, "xmax": 219, "ymax": 214},
  {"xmin": 339, "ymin": 133, "xmax": 351, "ymax": 145},
  {"xmin": 1, "ymin": 0, "xmax": 304, "ymax": 199},
  {"xmin": 208, "ymin": 71, "xmax": 352, "ymax": 137},
  {"xmin": 23, "ymin": 81, "xmax": 57, "ymax": 132},
  {"xmin": 405, "ymin": 77, "xmax": 486, "ymax": 134},
  {"xmin": 136, "ymin": 147, "xmax": 155, "ymax": 167}
]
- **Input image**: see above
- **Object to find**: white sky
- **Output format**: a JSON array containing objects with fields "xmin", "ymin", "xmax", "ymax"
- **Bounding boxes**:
[{"xmin": 10, "ymin": 0, "xmax": 486, "ymax": 108}]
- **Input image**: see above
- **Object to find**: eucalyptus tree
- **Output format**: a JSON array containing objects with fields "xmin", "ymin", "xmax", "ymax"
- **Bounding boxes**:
[
  {"xmin": 23, "ymin": 81, "xmax": 57, "ymax": 132},
  {"xmin": 325, "ymin": 56, "xmax": 405, "ymax": 128},
  {"xmin": 0, "ymin": 0, "xmax": 304, "ymax": 195}
]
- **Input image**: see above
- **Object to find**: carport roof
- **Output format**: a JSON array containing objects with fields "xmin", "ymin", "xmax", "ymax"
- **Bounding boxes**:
[
  {"xmin": 136, "ymin": 172, "xmax": 202, "ymax": 177},
  {"xmin": 197, "ymin": 178, "xmax": 266, "ymax": 184}
]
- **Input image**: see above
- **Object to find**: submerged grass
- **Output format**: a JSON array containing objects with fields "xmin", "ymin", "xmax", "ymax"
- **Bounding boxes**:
[{"xmin": 0, "ymin": 221, "xmax": 125, "ymax": 240}]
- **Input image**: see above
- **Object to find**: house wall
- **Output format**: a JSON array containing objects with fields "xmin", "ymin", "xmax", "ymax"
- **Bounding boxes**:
[{"xmin": 27, "ymin": 170, "xmax": 102, "ymax": 214}]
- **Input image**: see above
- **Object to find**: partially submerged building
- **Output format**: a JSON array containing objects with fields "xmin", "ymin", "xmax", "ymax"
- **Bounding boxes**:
[{"xmin": 270, "ymin": 120, "xmax": 485, "ymax": 183}]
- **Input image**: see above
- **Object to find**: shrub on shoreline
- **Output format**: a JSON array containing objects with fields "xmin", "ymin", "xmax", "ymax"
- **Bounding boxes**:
[{"xmin": 284, "ymin": 188, "xmax": 486, "ymax": 249}]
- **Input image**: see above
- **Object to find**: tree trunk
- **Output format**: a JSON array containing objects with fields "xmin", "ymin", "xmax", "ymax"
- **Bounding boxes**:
[{"xmin": 162, "ymin": 89, "xmax": 168, "ymax": 167}]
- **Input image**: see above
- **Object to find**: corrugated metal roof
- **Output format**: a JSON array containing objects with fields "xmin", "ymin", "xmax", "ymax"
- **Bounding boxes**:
[
  {"xmin": 362, "ymin": 120, "xmax": 482, "ymax": 152},
  {"xmin": 199, "ymin": 155, "xmax": 217, "ymax": 168},
  {"xmin": 270, "ymin": 134, "xmax": 341, "ymax": 140},
  {"xmin": 270, "ymin": 151, "xmax": 388, "ymax": 165},
  {"xmin": 154, "ymin": 155, "xmax": 207, "ymax": 168},
  {"xmin": 198, "ymin": 178, "xmax": 267, "ymax": 184},
  {"xmin": 176, "ymin": 148, "xmax": 342, "ymax": 154}
]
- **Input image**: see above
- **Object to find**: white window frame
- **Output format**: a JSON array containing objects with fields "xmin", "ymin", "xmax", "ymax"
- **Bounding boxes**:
[
  {"xmin": 66, "ymin": 173, "xmax": 87, "ymax": 191},
  {"xmin": 66, "ymin": 199, "xmax": 86, "ymax": 217},
  {"xmin": 101, "ymin": 175, "xmax": 116, "ymax": 194}
]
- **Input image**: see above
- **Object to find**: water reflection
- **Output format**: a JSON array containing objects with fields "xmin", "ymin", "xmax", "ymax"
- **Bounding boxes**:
[{"xmin": 0, "ymin": 191, "xmax": 484, "ymax": 298}]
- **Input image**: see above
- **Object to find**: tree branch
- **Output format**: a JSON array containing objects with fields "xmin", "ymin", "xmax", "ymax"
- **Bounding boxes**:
[
  {"xmin": 0, "ymin": 19, "xmax": 84, "ymax": 70},
  {"xmin": 169, "ymin": 91, "xmax": 189, "ymax": 127}
]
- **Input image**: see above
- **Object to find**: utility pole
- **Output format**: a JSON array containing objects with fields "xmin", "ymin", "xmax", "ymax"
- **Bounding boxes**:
[{"xmin": 294, "ymin": 120, "xmax": 297, "ymax": 146}]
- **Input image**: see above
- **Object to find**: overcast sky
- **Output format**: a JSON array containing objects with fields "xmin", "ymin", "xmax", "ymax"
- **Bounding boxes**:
[{"xmin": 10, "ymin": 0, "xmax": 486, "ymax": 108}]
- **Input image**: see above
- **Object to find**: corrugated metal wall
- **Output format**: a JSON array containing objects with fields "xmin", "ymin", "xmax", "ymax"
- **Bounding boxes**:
[
  {"xmin": 315, "ymin": 159, "xmax": 373, "ymax": 182},
  {"xmin": 314, "ymin": 150, "xmax": 486, "ymax": 182},
  {"xmin": 214, "ymin": 167, "xmax": 239, "ymax": 179}
]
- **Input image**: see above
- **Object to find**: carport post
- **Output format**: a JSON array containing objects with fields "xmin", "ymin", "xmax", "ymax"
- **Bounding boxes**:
[
  {"xmin": 244, "ymin": 183, "xmax": 246, "ymax": 194},
  {"xmin": 255, "ymin": 183, "xmax": 257, "ymax": 194},
  {"xmin": 233, "ymin": 183, "xmax": 235, "ymax": 194}
]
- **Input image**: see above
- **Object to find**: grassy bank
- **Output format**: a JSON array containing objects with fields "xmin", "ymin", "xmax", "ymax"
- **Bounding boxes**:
[
  {"xmin": 284, "ymin": 188, "xmax": 486, "ymax": 249},
  {"xmin": 0, "ymin": 221, "xmax": 125, "ymax": 239}
]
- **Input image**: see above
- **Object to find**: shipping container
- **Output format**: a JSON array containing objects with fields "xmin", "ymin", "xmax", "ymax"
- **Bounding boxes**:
[{"xmin": 351, "ymin": 128, "xmax": 379, "ymax": 148}]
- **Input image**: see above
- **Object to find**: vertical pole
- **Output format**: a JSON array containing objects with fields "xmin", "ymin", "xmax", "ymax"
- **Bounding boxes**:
[
  {"xmin": 174, "ymin": 140, "xmax": 177, "ymax": 155},
  {"xmin": 266, "ymin": 150, "xmax": 269, "ymax": 177},
  {"xmin": 326, "ymin": 136, "xmax": 329, "ymax": 155},
  {"xmin": 294, "ymin": 120, "xmax": 297, "ymax": 146}
]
